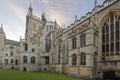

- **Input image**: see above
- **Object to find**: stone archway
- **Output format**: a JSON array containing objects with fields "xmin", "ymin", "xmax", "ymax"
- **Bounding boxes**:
[
  {"xmin": 23, "ymin": 67, "xmax": 27, "ymax": 71},
  {"xmin": 103, "ymin": 71, "xmax": 115, "ymax": 79},
  {"xmin": 11, "ymin": 66, "xmax": 14, "ymax": 69},
  {"xmin": 102, "ymin": 70, "xmax": 120, "ymax": 79}
]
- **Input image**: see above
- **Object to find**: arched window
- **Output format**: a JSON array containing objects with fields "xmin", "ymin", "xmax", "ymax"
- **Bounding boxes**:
[
  {"xmin": 72, "ymin": 37, "xmax": 77, "ymax": 49},
  {"xmin": 23, "ymin": 56, "xmax": 27, "ymax": 63},
  {"xmin": 80, "ymin": 34, "xmax": 86, "ymax": 47},
  {"xmin": 45, "ymin": 57, "xmax": 49, "ymax": 64},
  {"xmin": 25, "ymin": 44, "xmax": 28, "ymax": 51},
  {"xmin": 102, "ymin": 15, "xmax": 120, "ymax": 55},
  {"xmin": 4, "ymin": 59, "xmax": 8, "ymax": 64},
  {"xmin": 46, "ymin": 32, "xmax": 51, "ymax": 52},
  {"xmin": 31, "ymin": 56, "xmax": 36, "ymax": 64},
  {"xmin": 10, "ymin": 51, "xmax": 13, "ymax": 56},
  {"xmin": 10, "ymin": 59, "xmax": 14, "ymax": 63},
  {"xmin": 81, "ymin": 53, "xmax": 86, "ymax": 65},
  {"xmin": 15, "ymin": 59, "xmax": 18, "ymax": 65},
  {"xmin": 72, "ymin": 54, "xmax": 77, "ymax": 65},
  {"xmin": 6, "ymin": 54, "xmax": 8, "ymax": 56},
  {"xmin": 31, "ymin": 48, "xmax": 35, "ymax": 52}
]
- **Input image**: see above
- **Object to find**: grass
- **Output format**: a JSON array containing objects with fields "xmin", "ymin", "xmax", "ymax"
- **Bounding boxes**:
[
  {"xmin": 0, "ymin": 69, "xmax": 84, "ymax": 80},
  {"xmin": 116, "ymin": 72, "xmax": 120, "ymax": 77}
]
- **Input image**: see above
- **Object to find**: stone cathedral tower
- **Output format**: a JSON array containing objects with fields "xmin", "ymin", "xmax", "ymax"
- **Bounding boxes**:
[{"xmin": 25, "ymin": 4, "xmax": 47, "ymax": 41}]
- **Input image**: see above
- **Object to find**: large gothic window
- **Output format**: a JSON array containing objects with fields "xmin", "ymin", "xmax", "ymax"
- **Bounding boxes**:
[
  {"xmin": 31, "ymin": 56, "xmax": 36, "ymax": 64},
  {"xmin": 72, "ymin": 37, "xmax": 77, "ymax": 49},
  {"xmin": 80, "ymin": 53, "xmax": 86, "ymax": 65},
  {"xmin": 46, "ymin": 32, "xmax": 51, "ymax": 52},
  {"xmin": 23, "ymin": 56, "xmax": 27, "ymax": 63},
  {"xmin": 72, "ymin": 54, "xmax": 77, "ymax": 65},
  {"xmin": 102, "ymin": 15, "xmax": 120, "ymax": 56}
]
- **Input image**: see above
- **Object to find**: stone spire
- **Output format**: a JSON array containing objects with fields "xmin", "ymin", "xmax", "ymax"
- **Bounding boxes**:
[
  {"xmin": 0, "ymin": 24, "xmax": 4, "ymax": 33},
  {"xmin": 55, "ymin": 19, "xmax": 57, "ymax": 23},
  {"xmin": 28, "ymin": 3, "xmax": 33, "ymax": 15},
  {"xmin": 94, "ymin": 0, "xmax": 98, "ymax": 26},
  {"xmin": 41, "ymin": 12, "xmax": 46, "ymax": 20},
  {"xmin": 75, "ymin": 15, "xmax": 77, "ymax": 21}
]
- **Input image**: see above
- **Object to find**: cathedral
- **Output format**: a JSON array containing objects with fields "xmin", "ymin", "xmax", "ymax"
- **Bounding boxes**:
[{"xmin": 0, "ymin": 0, "xmax": 120, "ymax": 79}]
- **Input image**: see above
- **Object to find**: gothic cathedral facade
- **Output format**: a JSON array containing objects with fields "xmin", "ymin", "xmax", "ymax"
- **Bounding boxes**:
[{"xmin": 0, "ymin": 0, "xmax": 120, "ymax": 79}]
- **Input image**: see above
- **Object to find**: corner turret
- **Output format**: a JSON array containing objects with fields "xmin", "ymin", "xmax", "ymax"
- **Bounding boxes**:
[
  {"xmin": 0, "ymin": 24, "xmax": 5, "ymax": 33},
  {"xmin": 0, "ymin": 24, "xmax": 6, "ymax": 47}
]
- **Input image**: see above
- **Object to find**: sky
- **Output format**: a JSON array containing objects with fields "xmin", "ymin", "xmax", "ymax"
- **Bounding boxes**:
[{"xmin": 0, "ymin": 0, "xmax": 104, "ymax": 41}]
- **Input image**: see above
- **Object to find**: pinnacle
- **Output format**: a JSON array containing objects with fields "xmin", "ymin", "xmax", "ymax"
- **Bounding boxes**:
[{"xmin": 0, "ymin": 24, "xmax": 4, "ymax": 33}]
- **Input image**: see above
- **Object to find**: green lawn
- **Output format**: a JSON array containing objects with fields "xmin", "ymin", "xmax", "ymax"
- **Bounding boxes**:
[
  {"xmin": 116, "ymin": 72, "xmax": 120, "ymax": 77},
  {"xmin": 0, "ymin": 69, "xmax": 84, "ymax": 80}
]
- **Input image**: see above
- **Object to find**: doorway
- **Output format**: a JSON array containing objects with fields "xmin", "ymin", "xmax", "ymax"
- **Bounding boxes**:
[
  {"xmin": 23, "ymin": 67, "xmax": 27, "ymax": 71},
  {"xmin": 103, "ymin": 71, "xmax": 115, "ymax": 79}
]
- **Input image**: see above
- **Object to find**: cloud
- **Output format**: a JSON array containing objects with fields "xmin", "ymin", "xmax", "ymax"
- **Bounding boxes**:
[
  {"xmin": 37, "ymin": 0, "xmax": 81, "ymax": 26},
  {"xmin": 7, "ymin": 1, "xmax": 26, "ymax": 23},
  {"xmin": 0, "ymin": 0, "xmax": 92, "ymax": 41},
  {"xmin": 46, "ymin": 8, "xmax": 73, "ymax": 25},
  {"xmin": 2, "ymin": 1, "xmax": 27, "ymax": 41},
  {"xmin": 40, "ymin": 0, "xmax": 49, "ymax": 5}
]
